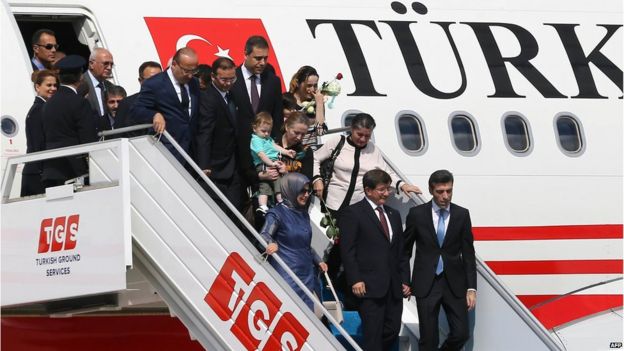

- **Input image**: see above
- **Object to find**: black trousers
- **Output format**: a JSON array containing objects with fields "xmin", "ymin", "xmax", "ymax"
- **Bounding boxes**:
[
  {"xmin": 416, "ymin": 274, "xmax": 470, "ymax": 351},
  {"xmin": 358, "ymin": 290, "xmax": 403, "ymax": 351},
  {"xmin": 21, "ymin": 174, "xmax": 45, "ymax": 196}
]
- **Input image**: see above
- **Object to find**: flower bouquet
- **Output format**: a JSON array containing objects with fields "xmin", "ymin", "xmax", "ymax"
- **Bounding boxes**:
[
  {"xmin": 319, "ymin": 197, "xmax": 340, "ymax": 241},
  {"xmin": 320, "ymin": 73, "xmax": 343, "ymax": 109}
]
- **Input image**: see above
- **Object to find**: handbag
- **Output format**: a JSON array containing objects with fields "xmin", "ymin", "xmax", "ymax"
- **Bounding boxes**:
[
  {"xmin": 319, "ymin": 135, "xmax": 346, "ymax": 199},
  {"xmin": 315, "ymin": 271, "xmax": 344, "ymax": 323}
]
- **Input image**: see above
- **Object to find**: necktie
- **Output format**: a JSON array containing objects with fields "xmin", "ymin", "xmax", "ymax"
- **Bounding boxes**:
[
  {"xmin": 250, "ymin": 74, "xmax": 260, "ymax": 113},
  {"xmin": 436, "ymin": 209, "xmax": 446, "ymax": 275},
  {"xmin": 225, "ymin": 92, "xmax": 237, "ymax": 119},
  {"xmin": 376, "ymin": 206, "xmax": 390, "ymax": 240},
  {"xmin": 180, "ymin": 84, "xmax": 190, "ymax": 116},
  {"xmin": 97, "ymin": 81, "xmax": 106, "ymax": 116}
]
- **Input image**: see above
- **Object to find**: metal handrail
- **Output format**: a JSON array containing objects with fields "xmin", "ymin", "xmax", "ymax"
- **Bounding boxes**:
[
  {"xmin": 153, "ymin": 130, "xmax": 361, "ymax": 351},
  {"xmin": 97, "ymin": 123, "xmax": 153, "ymax": 138},
  {"xmin": 379, "ymin": 149, "xmax": 563, "ymax": 350},
  {"xmin": 1, "ymin": 139, "xmax": 126, "ymax": 202}
]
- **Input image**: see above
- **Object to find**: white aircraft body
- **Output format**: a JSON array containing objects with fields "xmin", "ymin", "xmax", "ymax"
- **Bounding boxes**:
[{"xmin": 1, "ymin": 0, "xmax": 621, "ymax": 350}]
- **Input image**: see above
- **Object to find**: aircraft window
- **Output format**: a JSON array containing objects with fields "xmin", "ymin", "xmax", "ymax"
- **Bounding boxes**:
[
  {"xmin": 341, "ymin": 110, "xmax": 374, "ymax": 142},
  {"xmin": 502, "ymin": 114, "xmax": 532, "ymax": 155},
  {"xmin": 396, "ymin": 113, "xmax": 427, "ymax": 155},
  {"xmin": 450, "ymin": 114, "xmax": 479, "ymax": 155},
  {"xmin": 342, "ymin": 111, "xmax": 361, "ymax": 128},
  {"xmin": 555, "ymin": 115, "xmax": 584, "ymax": 154}
]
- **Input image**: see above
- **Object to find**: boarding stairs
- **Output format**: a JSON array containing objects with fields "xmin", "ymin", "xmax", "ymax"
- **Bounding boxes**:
[{"xmin": 1, "ymin": 127, "xmax": 564, "ymax": 350}]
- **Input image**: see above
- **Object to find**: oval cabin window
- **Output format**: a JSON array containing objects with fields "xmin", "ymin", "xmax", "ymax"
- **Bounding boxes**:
[
  {"xmin": 556, "ymin": 115, "xmax": 583, "ymax": 153},
  {"xmin": 504, "ymin": 115, "xmax": 531, "ymax": 153},
  {"xmin": 397, "ymin": 114, "xmax": 425, "ymax": 152},
  {"xmin": 450, "ymin": 115, "xmax": 478, "ymax": 153}
]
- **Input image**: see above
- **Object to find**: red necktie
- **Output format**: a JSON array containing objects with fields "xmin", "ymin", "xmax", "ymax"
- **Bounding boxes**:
[{"xmin": 376, "ymin": 206, "xmax": 390, "ymax": 240}]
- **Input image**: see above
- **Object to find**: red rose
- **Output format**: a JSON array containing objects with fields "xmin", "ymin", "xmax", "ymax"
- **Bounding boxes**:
[{"xmin": 336, "ymin": 73, "xmax": 343, "ymax": 80}]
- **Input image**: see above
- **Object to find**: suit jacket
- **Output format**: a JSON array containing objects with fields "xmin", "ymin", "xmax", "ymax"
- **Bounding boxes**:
[
  {"xmin": 114, "ymin": 93, "xmax": 136, "ymax": 129},
  {"xmin": 130, "ymin": 71, "xmax": 200, "ymax": 160},
  {"xmin": 79, "ymin": 71, "xmax": 114, "ymax": 118},
  {"xmin": 404, "ymin": 201, "xmax": 477, "ymax": 298},
  {"xmin": 41, "ymin": 86, "xmax": 98, "ymax": 182},
  {"xmin": 194, "ymin": 84, "xmax": 257, "ymax": 185},
  {"xmin": 339, "ymin": 199, "xmax": 410, "ymax": 299},
  {"xmin": 230, "ymin": 66, "xmax": 283, "ymax": 139},
  {"xmin": 23, "ymin": 97, "xmax": 46, "ymax": 175}
]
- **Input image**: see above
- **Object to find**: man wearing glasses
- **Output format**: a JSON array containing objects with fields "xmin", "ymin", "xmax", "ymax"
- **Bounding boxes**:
[
  {"xmin": 132, "ymin": 47, "xmax": 200, "ymax": 163},
  {"xmin": 83, "ymin": 48, "xmax": 115, "ymax": 119},
  {"xmin": 194, "ymin": 57, "xmax": 278, "ymax": 211},
  {"xmin": 339, "ymin": 169, "xmax": 411, "ymax": 351},
  {"xmin": 31, "ymin": 29, "xmax": 58, "ymax": 71}
]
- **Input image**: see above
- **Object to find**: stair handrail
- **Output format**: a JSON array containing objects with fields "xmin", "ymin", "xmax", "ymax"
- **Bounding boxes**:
[
  {"xmin": 150, "ymin": 130, "xmax": 362, "ymax": 351},
  {"xmin": 379, "ymin": 149, "xmax": 564, "ymax": 350},
  {"xmin": 1, "ymin": 138, "xmax": 126, "ymax": 202}
]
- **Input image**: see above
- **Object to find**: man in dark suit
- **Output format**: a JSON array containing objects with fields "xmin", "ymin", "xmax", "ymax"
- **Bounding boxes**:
[
  {"xmin": 114, "ymin": 61, "xmax": 162, "ymax": 132},
  {"xmin": 230, "ymin": 35, "xmax": 283, "ymax": 138},
  {"xmin": 131, "ymin": 47, "xmax": 200, "ymax": 163},
  {"xmin": 404, "ymin": 169, "xmax": 477, "ymax": 351},
  {"xmin": 81, "ymin": 48, "xmax": 115, "ymax": 120},
  {"xmin": 98, "ymin": 85, "xmax": 126, "ymax": 132},
  {"xmin": 31, "ymin": 29, "xmax": 58, "ymax": 71},
  {"xmin": 194, "ymin": 57, "xmax": 278, "ymax": 211},
  {"xmin": 339, "ymin": 169, "xmax": 411, "ymax": 351},
  {"xmin": 41, "ymin": 55, "xmax": 98, "ymax": 187}
]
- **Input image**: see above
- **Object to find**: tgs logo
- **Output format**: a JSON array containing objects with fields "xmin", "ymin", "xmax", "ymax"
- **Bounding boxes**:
[
  {"xmin": 205, "ymin": 252, "xmax": 310, "ymax": 351},
  {"xmin": 38, "ymin": 215, "xmax": 79, "ymax": 253}
]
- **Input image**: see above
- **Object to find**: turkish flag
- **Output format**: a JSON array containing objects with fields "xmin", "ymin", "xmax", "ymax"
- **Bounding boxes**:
[{"xmin": 144, "ymin": 17, "xmax": 284, "ymax": 87}]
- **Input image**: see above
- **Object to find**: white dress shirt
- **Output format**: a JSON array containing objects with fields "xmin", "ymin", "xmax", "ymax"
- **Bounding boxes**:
[
  {"xmin": 167, "ymin": 68, "xmax": 191, "ymax": 116},
  {"xmin": 365, "ymin": 196, "xmax": 393, "ymax": 241},
  {"xmin": 241, "ymin": 65, "xmax": 262, "ymax": 101}
]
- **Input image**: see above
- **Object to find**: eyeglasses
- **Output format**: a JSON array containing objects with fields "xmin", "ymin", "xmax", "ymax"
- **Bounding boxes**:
[
  {"xmin": 372, "ymin": 186, "xmax": 392, "ymax": 194},
  {"xmin": 299, "ymin": 187, "xmax": 312, "ymax": 196},
  {"xmin": 35, "ymin": 43, "xmax": 59, "ymax": 50},
  {"xmin": 215, "ymin": 76, "xmax": 237, "ymax": 84},
  {"xmin": 174, "ymin": 61, "xmax": 199, "ymax": 75},
  {"xmin": 95, "ymin": 61, "xmax": 114, "ymax": 67}
]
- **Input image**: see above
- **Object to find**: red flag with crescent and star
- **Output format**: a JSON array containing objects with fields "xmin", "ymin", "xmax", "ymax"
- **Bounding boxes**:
[{"xmin": 144, "ymin": 17, "xmax": 284, "ymax": 89}]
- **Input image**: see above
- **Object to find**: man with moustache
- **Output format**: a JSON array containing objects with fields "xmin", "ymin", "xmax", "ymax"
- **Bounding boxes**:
[{"xmin": 339, "ymin": 169, "xmax": 411, "ymax": 351}]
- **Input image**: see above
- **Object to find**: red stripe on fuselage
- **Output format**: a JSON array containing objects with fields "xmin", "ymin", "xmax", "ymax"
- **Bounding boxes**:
[
  {"xmin": 486, "ymin": 259, "xmax": 623, "ymax": 275},
  {"xmin": 517, "ymin": 294, "xmax": 623, "ymax": 329},
  {"xmin": 473, "ymin": 224, "xmax": 623, "ymax": 241}
]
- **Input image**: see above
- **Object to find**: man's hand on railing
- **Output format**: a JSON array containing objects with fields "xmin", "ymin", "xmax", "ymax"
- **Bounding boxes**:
[
  {"xmin": 152, "ymin": 113, "xmax": 166, "ymax": 134},
  {"xmin": 202, "ymin": 169, "xmax": 211, "ymax": 176},
  {"xmin": 400, "ymin": 183, "xmax": 422, "ymax": 195}
]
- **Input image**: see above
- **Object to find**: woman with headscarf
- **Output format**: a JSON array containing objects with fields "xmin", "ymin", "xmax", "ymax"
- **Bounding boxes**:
[{"xmin": 260, "ymin": 172, "xmax": 328, "ymax": 310}]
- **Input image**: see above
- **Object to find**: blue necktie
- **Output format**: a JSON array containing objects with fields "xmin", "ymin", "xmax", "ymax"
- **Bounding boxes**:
[{"xmin": 436, "ymin": 209, "xmax": 446, "ymax": 275}]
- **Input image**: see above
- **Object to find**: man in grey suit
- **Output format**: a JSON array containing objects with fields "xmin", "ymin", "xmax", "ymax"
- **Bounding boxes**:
[{"xmin": 82, "ymin": 48, "xmax": 114, "ymax": 121}]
